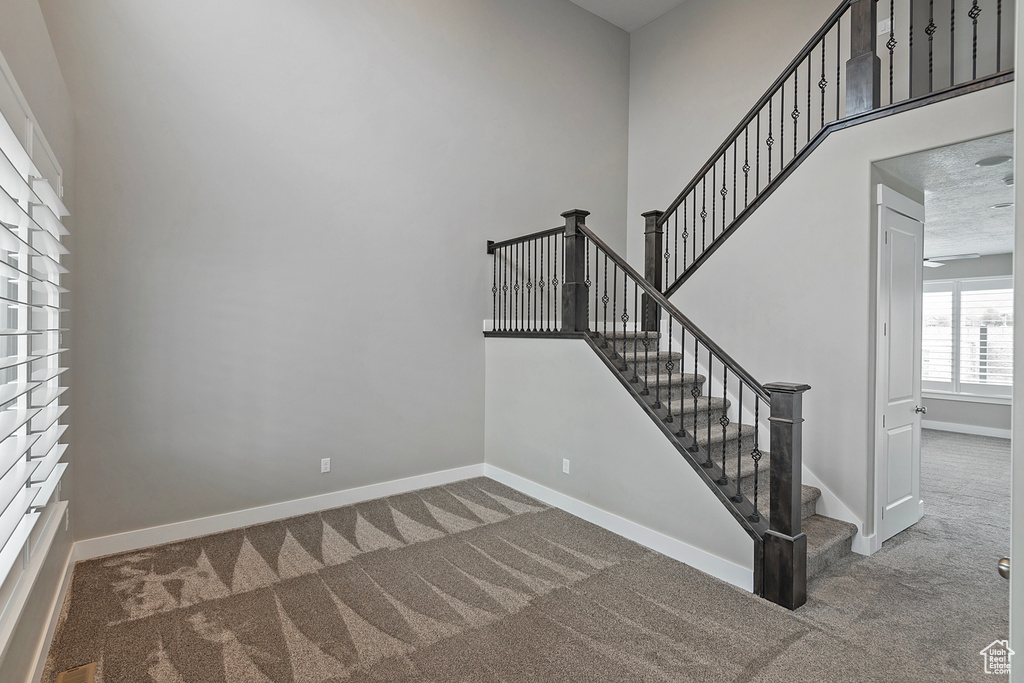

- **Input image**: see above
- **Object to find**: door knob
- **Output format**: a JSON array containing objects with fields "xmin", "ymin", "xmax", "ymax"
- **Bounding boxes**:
[
  {"xmin": 915, "ymin": 406, "xmax": 928, "ymax": 414},
  {"xmin": 999, "ymin": 558, "xmax": 1010, "ymax": 580}
]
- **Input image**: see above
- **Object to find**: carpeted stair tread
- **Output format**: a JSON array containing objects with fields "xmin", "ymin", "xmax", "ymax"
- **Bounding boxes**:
[
  {"xmin": 629, "ymin": 372, "xmax": 706, "ymax": 392},
  {"xmin": 803, "ymin": 514, "xmax": 858, "ymax": 579},
  {"xmin": 692, "ymin": 421, "xmax": 755, "ymax": 448},
  {"xmin": 749, "ymin": 484, "xmax": 820, "ymax": 522}
]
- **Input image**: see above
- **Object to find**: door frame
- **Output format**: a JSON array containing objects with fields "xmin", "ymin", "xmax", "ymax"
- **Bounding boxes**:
[{"xmin": 873, "ymin": 184, "xmax": 926, "ymax": 549}]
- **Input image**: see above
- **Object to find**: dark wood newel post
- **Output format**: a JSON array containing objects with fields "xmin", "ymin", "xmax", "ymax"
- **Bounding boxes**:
[
  {"xmin": 642, "ymin": 211, "xmax": 664, "ymax": 331},
  {"xmin": 561, "ymin": 209, "xmax": 590, "ymax": 333},
  {"xmin": 762, "ymin": 382, "xmax": 810, "ymax": 610},
  {"xmin": 846, "ymin": 0, "xmax": 881, "ymax": 116}
]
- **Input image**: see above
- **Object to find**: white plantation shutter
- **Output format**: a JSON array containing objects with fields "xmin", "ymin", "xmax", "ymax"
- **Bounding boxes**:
[
  {"xmin": 0, "ymin": 103, "xmax": 68, "ymax": 589},
  {"xmin": 922, "ymin": 277, "xmax": 1012, "ymax": 398}
]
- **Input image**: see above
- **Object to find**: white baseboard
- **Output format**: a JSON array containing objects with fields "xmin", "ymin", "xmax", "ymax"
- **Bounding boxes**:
[
  {"xmin": 30, "ymin": 539, "xmax": 75, "ymax": 683},
  {"xmin": 483, "ymin": 464, "xmax": 754, "ymax": 591},
  {"xmin": 922, "ymin": 420, "xmax": 1011, "ymax": 439},
  {"xmin": 73, "ymin": 464, "xmax": 486, "ymax": 562}
]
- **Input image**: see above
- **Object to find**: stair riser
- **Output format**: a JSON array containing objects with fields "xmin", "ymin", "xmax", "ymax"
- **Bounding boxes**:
[
  {"xmin": 807, "ymin": 536, "xmax": 855, "ymax": 579},
  {"xmin": 747, "ymin": 487, "xmax": 819, "ymax": 522}
]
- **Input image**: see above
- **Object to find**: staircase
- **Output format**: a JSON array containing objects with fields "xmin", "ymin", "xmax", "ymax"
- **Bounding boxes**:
[
  {"xmin": 484, "ymin": 0, "xmax": 1010, "ymax": 610},
  {"xmin": 596, "ymin": 330, "xmax": 857, "ymax": 583}
]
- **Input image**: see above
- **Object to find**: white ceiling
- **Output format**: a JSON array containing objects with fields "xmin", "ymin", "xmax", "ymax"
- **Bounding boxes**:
[
  {"xmin": 875, "ymin": 133, "xmax": 1015, "ymax": 258},
  {"xmin": 568, "ymin": 0, "xmax": 688, "ymax": 32}
]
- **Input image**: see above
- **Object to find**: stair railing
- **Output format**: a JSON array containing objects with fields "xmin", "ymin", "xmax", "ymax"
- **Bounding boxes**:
[
  {"xmin": 659, "ymin": 0, "xmax": 1014, "ymax": 297},
  {"xmin": 487, "ymin": 210, "xmax": 810, "ymax": 608}
]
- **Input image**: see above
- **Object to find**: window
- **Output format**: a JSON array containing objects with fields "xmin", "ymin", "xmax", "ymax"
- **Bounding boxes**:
[{"xmin": 923, "ymin": 277, "xmax": 1012, "ymax": 398}]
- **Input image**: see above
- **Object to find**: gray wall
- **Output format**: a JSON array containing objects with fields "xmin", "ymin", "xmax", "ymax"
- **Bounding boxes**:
[
  {"xmin": 0, "ymin": 0, "xmax": 75, "ymax": 679},
  {"xmin": 922, "ymin": 253, "xmax": 1013, "ymax": 435},
  {"xmin": 625, "ymin": 0, "xmax": 835, "ymax": 267},
  {"xmin": 37, "ymin": 0, "xmax": 630, "ymax": 541},
  {"xmin": 484, "ymin": 337, "xmax": 754, "ymax": 579}
]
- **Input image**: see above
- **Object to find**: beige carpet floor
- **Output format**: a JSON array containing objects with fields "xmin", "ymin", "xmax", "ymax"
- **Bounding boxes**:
[{"xmin": 43, "ymin": 431, "xmax": 1010, "ymax": 682}]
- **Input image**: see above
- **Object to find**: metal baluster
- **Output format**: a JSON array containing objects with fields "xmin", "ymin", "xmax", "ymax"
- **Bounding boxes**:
[
  {"xmin": 553, "ymin": 239, "xmax": 559, "ymax": 331},
  {"xmin": 732, "ymin": 142, "xmax": 737, "ymax": 223},
  {"xmin": 836, "ymin": 22, "xmax": 841, "ymax": 119},
  {"xmin": 691, "ymin": 338, "xmax": 702, "ymax": 453},
  {"xmin": 720, "ymin": 156, "xmax": 727, "ymax": 237},
  {"xmin": 654, "ymin": 305, "xmax": 662, "ymax": 408},
  {"xmin": 970, "ymin": 0, "xmax": 981, "ymax": 80},
  {"xmin": 527, "ymin": 240, "xmax": 533, "ymax": 330},
  {"xmin": 951, "ymin": 0, "xmax": 956, "ymax": 87},
  {"xmin": 732, "ymin": 384, "xmax": 744, "ymax": 503},
  {"xmin": 539, "ymin": 237, "xmax": 545, "ymax": 331},
  {"xmin": 587, "ymin": 239, "xmax": 593, "ymax": 334},
  {"xmin": 820, "ymin": 41, "xmax": 827, "ymax": 127},
  {"xmin": 705, "ymin": 348, "xmax": 713, "ymax": 467},
  {"xmin": 750, "ymin": 398, "xmax": 762, "ymax": 522},
  {"xmin": 701, "ymin": 178, "xmax": 707, "ymax": 253},
  {"xmin": 505, "ymin": 245, "xmax": 511, "ymax": 331},
  {"xmin": 997, "ymin": 0, "xmax": 1003, "ymax": 71},
  {"xmin": 612, "ymin": 264, "xmax": 620, "ymax": 365},
  {"xmin": 792, "ymin": 66, "xmax": 799, "ymax": 158},
  {"xmin": 664, "ymin": 221, "xmax": 671, "ymax": 291},
  {"xmin": 675, "ymin": 211, "xmax": 681, "ymax": 276},
  {"xmin": 513, "ymin": 242, "xmax": 520, "ymax": 331},
  {"xmin": 767, "ymin": 97, "xmax": 774, "ymax": 182},
  {"xmin": 780, "ymin": 81, "xmax": 785, "ymax": 169},
  {"xmin": 889, "ymin": 0, "xmax": 897, "ymax": 104},
  {"xmin": 743, "ymin": 127, "xmax": 750, "ymax": 207},
  {"xmin": 756, "ymin": 112, "xmax": 761, "ymax": 193},
  {"xmin": 631, "ymin": 282, "xmax": 639, "ymax": 383},
  {"xmin": 910, "ymin": 0, "xmax": 915, "ymax": 96},
  {"xmin": 927, "ymin": 0, "xmax": 936, "ymax": 93},
  {"xmin": 711, "ymin": 164, "xmax": 716, "ymax": 240},
  {"xmin": 718, "ymin": 365, "xmax": 729, "ymax": 485},
  {"xmin": 602, "ymin": 253, "xmax": 609, "ymax": 347},
  {"xmin": 491, "ymin": 248, "xmax": 497, "ymax": 332},
  {"xmin": 666, "ymin": 320, "xmax": 675, "ymax": 424},
  {"xmin": 692, "ymin": 193, "xmax": 698, "ymax": 266},
  {"xmin": 641, "ymin": 297, "xmax": 650, "ymax": 395},
  {"xmin": 806, "ymin": 57, "xmax": 811, "ymax": 142}
]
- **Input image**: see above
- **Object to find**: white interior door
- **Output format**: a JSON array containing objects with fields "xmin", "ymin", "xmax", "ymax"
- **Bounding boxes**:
[{"xmin": 876, "ymin": 186, "xmax": 926, "ymax": 545}]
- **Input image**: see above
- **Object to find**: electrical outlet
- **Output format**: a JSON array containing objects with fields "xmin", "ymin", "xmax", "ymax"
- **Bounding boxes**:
[
  {"xmin": 878, "ymin": 18, "xmax": 891, "ymax": 35},
  {"xmin": 562, "ymin": 458, "xmax": 570, "ymax": 474},
  {"xmin": 321, "ymin": 458, "xmax": 331, "ymax": 474}
]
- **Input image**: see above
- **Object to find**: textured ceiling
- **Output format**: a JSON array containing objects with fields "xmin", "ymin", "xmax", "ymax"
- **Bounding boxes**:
[
  {"xmin": 567, "ymin": 0, "xmax": 688, "ymax": 32},
  {"xmin": 875, "ymin": 132, "xmax": 1014, "ymax": 258}
]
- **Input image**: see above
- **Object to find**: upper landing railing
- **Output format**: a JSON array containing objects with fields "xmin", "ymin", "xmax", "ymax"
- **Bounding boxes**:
[{"xmin": 658, "ymin": 0, "xmax": 1013, "ymax": 297}]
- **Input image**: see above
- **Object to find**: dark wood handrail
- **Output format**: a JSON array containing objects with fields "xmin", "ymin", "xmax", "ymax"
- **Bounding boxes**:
[
  {"xmin": 487, "ymin": 226, "xmax": 564, "ymax": 253},
  {"xmin": 657, "ymin": 0, "xmax": 853, "ymax": 226},
  {"xmin": 577, "ymin": 223, "xmax": 770, "ymax": 403}
]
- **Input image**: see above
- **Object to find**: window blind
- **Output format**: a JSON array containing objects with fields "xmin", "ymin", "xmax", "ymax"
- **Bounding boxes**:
[
  {"xmin": 922, "ymin": 277, "xmax": 1013, "ymax": 398},
  {"xmin": 0, "ymin": 105, "xmax": 68, "ymax": 589}
]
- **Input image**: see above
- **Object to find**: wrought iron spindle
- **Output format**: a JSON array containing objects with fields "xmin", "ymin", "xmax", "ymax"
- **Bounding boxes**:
[
  {"xmin": 612, "ymin": 264, "xmax": 620, "ymax": 364},
  {"xmin": 675, "ymin": 211, "xmax": 681, "ymax": 277},
  {"xmin": 889, "ymin": 0, "xmax": 897, "ymax": 103},
  {"xmin": 836, "ymin": 22, "xmax": 841, "ymax": 119},
  {"xmin": 820, "ymin": 41, "xmax": 827, "ymax": 127},
  {"xmin": 491, "ymin": 248, "xmax": 497, "ymax": 331},
  {"xmin": 806, "ymin": 57, "xmax": 811, "ymax": 142},
  {"xmin": 910, "ymin": 0, "xmax": 915, "ymax": 95},
  {"xmin": 720, "ymin": 157, "xmax": 727, "ymax": 236},
  {"xmin": 700, "ymin": 178, "xmax": 707, "ymax": 252},
  {"xmin": 780, "ymin": 81, "xmax": 785, "ymax": 170},
  {"xmin": 997, "ymin": 0, "xmax": 1002, "ymax": 71},
  {"xmin": 743, "ymin": 127, "xmax": 750, "ymax": 206},
  {"xmin": 513, "ymin": 242, "xmax": 520, "ymax": 331},
  {"xmin": 539, "ymin": 237, "xmax": 545, "ymax": 331},
  {"xmin": 602, "ymin": 253, "xmax": 609, "ymax": 347},
  {"xmin": 970, "ymin": 0, "xmax": 981, "ymax": 80},
  {"xmin": 711, "ymin": 164, "xmax": 717, "ymax": 240},
  {"xmin": 951, "ymin": 0, "xmax": 956, "ymax": 87},
  {"xmin": 631, "ymin": 283, "xmax": 639, "ymax": 383},
  {"xmin": 553, "ymin": 238, "xmax": 559, "ymax": 331},
  {"xmin": 690, "ymin": 338, "xmax": 701, "ymax": 453},
  {"xmin": 750, "ymin": 398, "xmax": 762, "ymax": 522},
  {"xmin": 792, "ymin": 67, "xmax": 799, "ymax": 158},
  {"xmin": 586, "ymin": 238, "xmax": 593, "ymax": 333},
  {"xmin": 767, "ymin": 98, "xmax": 774, "ymax": 182},
  {"xmin": 705, "ymin": 347, "xmax": 713, "ymax": 467},
  {"xmin": 927, "ymin": 0, "xmax": 936, "ymax": 93},
  {"xmin": 641, "ymin": 298, "xmax": 650, "ymax": 396},
  {"xmin": 733, "ymin": 384, "xmax": 744, "ymax": 503},
  {"xmin": 756, "ymin": 113, "xmax": 761, "ymax": 193},
  {"xmin": 504, "ymin": 245, "xmax": 511, "ymax": 332},
  {"xmin": 666, "ymin": 321, "xmax": 674, "ymax": 424},
  {"xmin": 718, "ymin": 364, "xmax": 729, "ymax": 485},
  {"xmin": 732, "ymin": 142, "xmax": 737, "ymax": 225}
]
